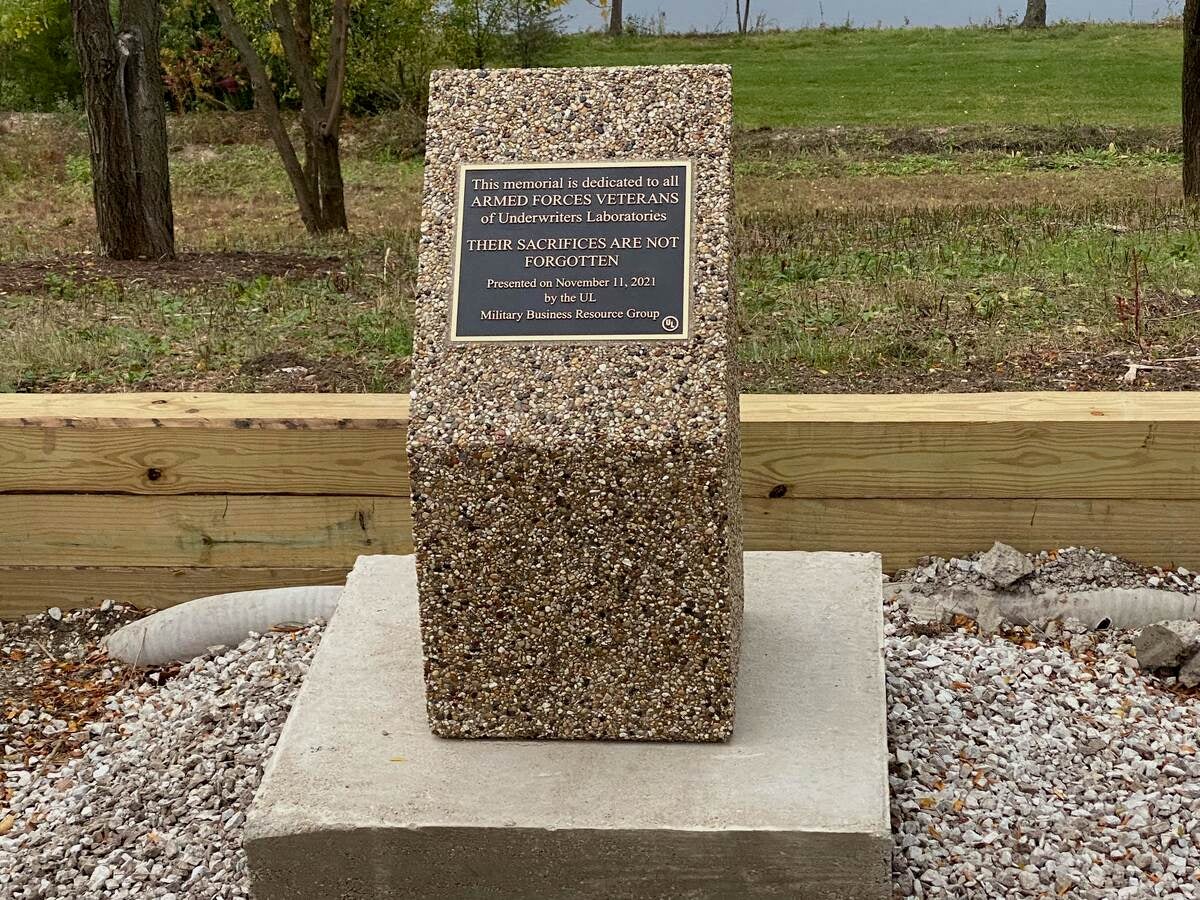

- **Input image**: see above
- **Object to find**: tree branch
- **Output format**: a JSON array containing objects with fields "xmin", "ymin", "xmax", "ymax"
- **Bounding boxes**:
[
  {"xmin": 323, "ymin": 0, "xmax": 349, "ymax": 136},
  {"xmin": 270, "ymin": 0, "xmax": 327, "ymax": 120},
  {"xmin": 294, "ymin": 0, "xmax": 315, "ymax": 72},
  {"xmin": 211, "ymin": 0, "xmax": 319, "ymax": 230}
]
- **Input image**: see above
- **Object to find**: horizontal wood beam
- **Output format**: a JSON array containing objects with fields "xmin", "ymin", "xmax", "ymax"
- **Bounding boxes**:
[
  {"xmin": 739, "ymin": 392, "xmax": 1200, "ymax": 499},
  {"xmin": 0, "ymin": 495, "xmax": 412, "ymax": 568},
  {"xmin": 0, "ymin": 393, "xmax": 410, "ymax": 497},
  {"xmin": 3, "ymin": 390, "xmax": 1192, "ymax": 426},
  {"xmin": 0, "ymin": 392, "xmax": 408, "ymax": 427},
  {"xmin": 740, "ymin": 420, "xmax": 1200, "ymax": 499},
  {"xmin": 744, "ymin": 497, "xmax": 1200, "ymax": 572},
  {"xmin": 7, "ymin": 496, "xmax": 1196, "ymax": 614},
  {"xmin": 0, "ymin": 427, "xmax": 408, "ymax": 497},
  {"xmin": 739, "ymin": 392, "xmax": 1200, "ymax": 423},
  {"xmin": 3, "ymin": 391, "xmax": 1198, "ymax": 616},
  {"xmin": 2, "ymin": 392, "xmax": 1198, "ymax": 499}
]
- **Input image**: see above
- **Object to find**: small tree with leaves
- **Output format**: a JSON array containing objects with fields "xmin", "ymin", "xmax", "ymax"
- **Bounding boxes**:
[
  {"xmin": 507, "ymin": 0, "xmax": 565, "ymax": 66},
  {"xmin": 376, "ymin": 0, "xmax": 441, "ymax": 113},
  {"xmin": 210, "ymin": 0, "xmax": 349, "ymax": 233},
  {"xmin": 0, "ymin": 0, "xmax": 82, "ymax": 109},
  {"xmin": 444, "ymin": 0, "xmax": 566, "ymax": 70},
  {"xmin": 443, "ymin": 0, "xmax": 506, "ymax": 68}
]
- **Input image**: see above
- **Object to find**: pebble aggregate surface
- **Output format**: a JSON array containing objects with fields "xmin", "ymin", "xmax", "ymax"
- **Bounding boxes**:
[
  {"xmin": 1, "ymin": 622, "xmax": 321, "ymax": 899},
  {"xmin": 887, "ymin": 603, "xmax": 1200, "ymax": 898},
  {"xmin": 3, "ymin": 546, "xmax": 1200, "ymax": 898},
  {"xmin": 409, "ymin": 66, "xmax": 743, "ymax": 741}
]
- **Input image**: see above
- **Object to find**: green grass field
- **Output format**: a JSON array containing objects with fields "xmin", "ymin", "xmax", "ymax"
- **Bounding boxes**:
[
  {"xmin": 1, "ymin": 23, "xmax": 1197, "ymax": 394},
  {"xmin": 553, "ymin": 25, "xmax": 1183, "ymax": 127}
]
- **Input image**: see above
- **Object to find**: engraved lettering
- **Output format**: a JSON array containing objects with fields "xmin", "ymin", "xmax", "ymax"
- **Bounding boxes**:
[{"xmin": 452, "ymin": 162, "xmax": 691, "ymax": 341}]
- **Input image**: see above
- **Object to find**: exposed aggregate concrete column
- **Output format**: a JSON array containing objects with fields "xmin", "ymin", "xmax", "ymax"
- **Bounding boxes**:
[{"xmin": 408, "ymin": 66, "xmax": 742, "ymax": 740}]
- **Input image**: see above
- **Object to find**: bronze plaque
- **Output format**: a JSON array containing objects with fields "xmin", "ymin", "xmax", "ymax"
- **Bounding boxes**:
[{"xmin": 450, "ymin": 160, "xmax": 692, "ymax": 342}]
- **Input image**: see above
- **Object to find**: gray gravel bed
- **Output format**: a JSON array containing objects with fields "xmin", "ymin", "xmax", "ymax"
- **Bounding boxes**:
[
  {"xmin": 0, "ymin": 624, "xmax": 321, "ymax": 899},
  {"xmin": 4, "ymin": 546, "xmax": 1200, "ymax": 899},
  {"xmin": 888, "ymin": 603, "xmax": 1200, "ymax": 899},
  {"xmin": 898, "ymin": 546, "xmax": 1198, "ymax": 596}
]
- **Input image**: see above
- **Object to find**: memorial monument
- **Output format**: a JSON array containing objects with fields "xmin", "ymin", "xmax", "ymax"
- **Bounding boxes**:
[
  {"xmin": 245, "ymin": 64, "xmax": 890, "ymax": 900},
  {"xmin": 407, "ymin": 64, "xmax": 743, "ymax": 741}
]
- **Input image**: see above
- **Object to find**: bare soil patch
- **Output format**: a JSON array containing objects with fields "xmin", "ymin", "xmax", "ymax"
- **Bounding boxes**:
[
  {"xmin": 736, "ymin": 123, "xmax": 1181, "ymax": 158},
  {"xmin": 233, "ymin": 350, "xmax": 411, "ymax": 393},
  {"xmin": 741, "ymin": 349, "xmax": 1200, "ymax": 394},
  {"xmin": 738, "ymin": 169, "xmax": 1182, "ymax": 211},
  {"xmin": 0, "ymin": 251, "xmax": 343, "ymax": 296}
]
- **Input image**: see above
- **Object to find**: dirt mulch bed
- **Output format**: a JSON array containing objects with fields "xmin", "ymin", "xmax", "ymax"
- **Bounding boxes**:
[
  {"xmin": 741, "ymin": 349, "xmax": 1200, "ymax": 394},
  {"xmin": 20, "ymin": 352, "xmax": 1193, "ymax": 394},
  {"xmin": 735, "ymin": 123, "xmax": 1182, "ymax": 158},
  {"xmin": 10, "ymin": 352, "xmax": 411, "ymax": 394},
  {"xmin": 0, "ymin": 251, "xmax": 343, "ymax": 296},
  {"xmin": 1, "ymin": 603, "xmax": 157, "ymax": 779},
  {"xmin": 232, "ymin": 350, "xmax": 411, "ymax": 392}
]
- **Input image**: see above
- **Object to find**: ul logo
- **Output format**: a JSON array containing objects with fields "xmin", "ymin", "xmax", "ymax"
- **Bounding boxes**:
[{"xmin": 662, "ymin": 316, "xmax": 680, "ymax": 332}]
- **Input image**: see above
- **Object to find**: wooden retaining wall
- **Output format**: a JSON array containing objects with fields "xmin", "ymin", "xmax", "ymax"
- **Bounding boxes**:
[{"xmin": 1, "ymin": 392, "xmax": 1197, "ymax": 616}]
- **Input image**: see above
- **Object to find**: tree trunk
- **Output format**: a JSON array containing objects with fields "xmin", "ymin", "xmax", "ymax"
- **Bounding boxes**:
[
  {"xmin": 314, "ymin": 133, "xmax": 348, "ymax": 231},
  {"xmin": 736, "ymin": 0, "xmax": 751, "ymax": 33},
  {"xmin": 608, "ymin": 0, "xmax": 622, "ymax": 35},
  {"xmin": 212, "ymin": 0, "xmax": 348, "ymax": 234},
  {"xmin": 1021, "ymin": 0, "xmax": 1047, "ymax": 28},
  {"xmin": 1186, "ymin": 0, "xmax": 1200, "ymax": 198},
  {"xmin": 71, "ymin": 0, "xmax": 174, "ymax": 259}
]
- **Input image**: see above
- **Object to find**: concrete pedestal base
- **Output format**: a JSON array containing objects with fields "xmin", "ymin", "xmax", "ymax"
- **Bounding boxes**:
[{"xmin": 245, "ymin": 552, "xmax": 891, "ymax": 900}]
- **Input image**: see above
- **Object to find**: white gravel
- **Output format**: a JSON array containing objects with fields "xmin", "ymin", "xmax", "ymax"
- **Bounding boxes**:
[
  {"xmin": 0, "ymin": 624, "xmax": 321, "ymax": 899},
  {"xmin": 901, "ymin": 546, "xmax": 1200, "ymax": 596},
  {"xmin": 4, "ymin": 560, "xmax": 1200, "ymax": 899},
  {"xmin": 888, "ymin": 603, "xmax": 1200, "ymax": 898}
]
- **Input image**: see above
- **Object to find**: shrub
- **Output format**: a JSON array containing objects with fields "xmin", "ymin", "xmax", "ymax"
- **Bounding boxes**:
[{"xmin": 0, "ymin": 0, "xmax": 81, "ymax": 110}]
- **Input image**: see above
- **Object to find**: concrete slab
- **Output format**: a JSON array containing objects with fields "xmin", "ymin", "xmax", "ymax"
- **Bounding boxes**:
[{"xmin": 245, "ymin": 552, "xmax": 891, "ymax": 900}]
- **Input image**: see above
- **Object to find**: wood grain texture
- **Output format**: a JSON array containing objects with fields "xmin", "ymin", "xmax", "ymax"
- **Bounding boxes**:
[
  {"xmin": 0, "ymin": 566, "xmax": 351, "ymax": 617},
  {"xmin": 7, "ymin": 495, "xmax": 1194, "ymax": 616},
  {"xmin": 4, "ymin": 391, "xmax": 1199, "ymax": 616},
  {"xmin": 740, "ymin": 392, "xmax": 1200, "ymax": 423},
  {"xmin": 743, "ymin": 496, "xmax": 1200, "ymax": 571},
  {"xmin": 1, "ymin": 391, "xmax": 1193, "ymax": 425},
  {"xmin": 0, "ymin": 427, "xmax": 408, "ymax": 496},
  {"xmin": 3, "ymin": 392, "xmax": 1198, "ymax": 499},
  {"xmin": 739, "ymin": 420, "xmax": 1200, "ymax": 499},
  {"xmin": 0, "ymin": 495, "xmax": 412, "ymax": 568},
  {"xmin": 0, "ymin": 392, "xmax": 409, "ymax": 427},
  {"xmin": 739, "ymin": 392, "xmax": 1200, "ymax": 499}
]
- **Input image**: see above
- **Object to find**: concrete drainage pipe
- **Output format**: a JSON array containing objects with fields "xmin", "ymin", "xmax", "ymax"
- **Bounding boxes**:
[
  {"xmin": 102, "ymin": 585, "xmax": 342, "ymax": 666},
  {"xmin": 897, "ymin": 585, "xmax": 1200, "ymax": 634}
]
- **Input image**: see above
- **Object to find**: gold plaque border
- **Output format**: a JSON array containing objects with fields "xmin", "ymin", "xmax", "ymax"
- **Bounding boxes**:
[{"xmin": 449, "ymin": 159, "xmax": 694, "ymax": 344}]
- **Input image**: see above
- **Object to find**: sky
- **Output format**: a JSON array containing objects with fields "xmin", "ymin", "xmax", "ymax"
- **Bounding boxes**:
[{"xmin": 559, "ymin": 0, "xmax": 1180, "ymax": 30}]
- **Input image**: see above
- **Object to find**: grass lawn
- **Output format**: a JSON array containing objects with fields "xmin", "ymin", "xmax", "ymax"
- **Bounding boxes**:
[
  {"xmin": 0, "ymin": 23, "xmax": 1197, "ymax": 394},
  {"xmin": 553, "ymin": 25, "xmax": 1183, "ymax": 127}
]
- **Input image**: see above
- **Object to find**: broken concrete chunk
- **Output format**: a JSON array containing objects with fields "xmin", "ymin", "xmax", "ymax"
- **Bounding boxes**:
[
  {"xmin": 1134, "ymin": 621, "xmax": 1200, "ymax": 671},
  {"xmin": 977, "ymin": 542, "xmax": 1034, "ymax": 589},
  {"xmin": 901, "ymin": 592, "xmax": 955, "ymax": 625}
]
